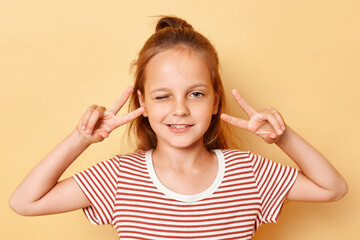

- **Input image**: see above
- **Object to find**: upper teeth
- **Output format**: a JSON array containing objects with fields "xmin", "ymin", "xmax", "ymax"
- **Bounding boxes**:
[{"xmin": 170, "ymin": 125, "xmax": 188, "ymax": 129}]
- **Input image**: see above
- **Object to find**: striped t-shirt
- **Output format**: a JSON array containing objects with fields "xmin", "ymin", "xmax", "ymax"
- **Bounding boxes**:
[{"xmin": 73, "ymin": 149, "xmax": 298, "ymax": 240}]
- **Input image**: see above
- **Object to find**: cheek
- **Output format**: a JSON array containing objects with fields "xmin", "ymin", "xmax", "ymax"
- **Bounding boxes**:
[
  {"xmin": 146, "ymin": 103, "xmax": 168, "ymax": 121},
  {"xmin": 193, "ymin": 103, "xmax": 214, "ymax": 122}
]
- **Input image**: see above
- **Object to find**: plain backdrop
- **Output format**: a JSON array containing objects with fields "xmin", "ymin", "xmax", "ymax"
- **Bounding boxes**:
[{"xmin": 1, "ymin": 0, "xmax": 359, "ymax": 239}]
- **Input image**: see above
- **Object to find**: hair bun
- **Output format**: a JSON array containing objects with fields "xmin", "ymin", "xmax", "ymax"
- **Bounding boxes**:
[{"xmin": 155, "ymin": 16, "xmax": 193, "ymax": 32}]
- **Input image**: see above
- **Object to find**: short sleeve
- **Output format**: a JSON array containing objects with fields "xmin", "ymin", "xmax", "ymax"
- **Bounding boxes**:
[
  {"xmin": 73, "ymin": 156, "xmax": 120, "ymax": 225},
  {"xmin": 250, "ymin": 152, "xmax": 298, "ymax": 224}
]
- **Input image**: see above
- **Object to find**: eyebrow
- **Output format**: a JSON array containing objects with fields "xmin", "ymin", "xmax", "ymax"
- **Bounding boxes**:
[{"xmin": 149, "ymin": 83, "xmax": 210, "ymax": 94}]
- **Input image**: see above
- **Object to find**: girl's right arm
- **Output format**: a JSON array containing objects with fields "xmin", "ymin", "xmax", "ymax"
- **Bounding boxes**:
[{"xmin": 9, "ymin": 87, "xmax": 145, "ymax": 216}]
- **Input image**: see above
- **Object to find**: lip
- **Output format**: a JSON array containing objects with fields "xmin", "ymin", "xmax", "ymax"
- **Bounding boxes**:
[{"xmin": 166, "ymin": 124, "xmax": 194, "ymax": 133}]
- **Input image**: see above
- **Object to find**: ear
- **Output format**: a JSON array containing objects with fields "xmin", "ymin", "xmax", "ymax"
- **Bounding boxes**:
[
  {"xmin": 212, "ymin": 94, "xmax": 220, "ymax": 115},
  {"xmin": 137, "ymin": 90, "xmax": 148, "ymax": 117}
]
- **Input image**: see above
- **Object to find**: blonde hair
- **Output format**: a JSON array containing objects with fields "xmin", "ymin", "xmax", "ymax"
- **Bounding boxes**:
[{"xmin": 128, "ymin": 16, "xmax": 237, "ymax": 151}]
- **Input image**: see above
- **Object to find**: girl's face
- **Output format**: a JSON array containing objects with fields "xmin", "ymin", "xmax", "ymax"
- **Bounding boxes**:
[{"xmin": 139, "ymin": 48, "xmax": 219, "ymax": 150}]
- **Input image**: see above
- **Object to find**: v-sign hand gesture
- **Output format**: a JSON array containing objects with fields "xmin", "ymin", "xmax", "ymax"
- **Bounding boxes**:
[
  {"xmin": 221, "ymin": 89, "xmax": 286, "ymax": 144},
  {"xmin": 76, "ymin": 86, "xmax": 145, "ymax": 144}
]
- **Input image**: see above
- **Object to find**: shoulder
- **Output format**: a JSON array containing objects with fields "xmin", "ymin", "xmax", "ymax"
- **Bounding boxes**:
[
  {"xmin": 95, "ymin": 151, "xmax": 147, "ymax": 171},
  {"xmin": 116, "ymin": 150, "xmax": 148, "ymax": 171},
  {"xmin": 217, "ymin": 149, "xmax": 258, "ymax": 171},
  {"xmin": 117, "ymin": 151, "xmax": 147, "ymax": 161},
  {"xmin": 220, "ymin": 149, "xmax": 254, "ymax": 162}
]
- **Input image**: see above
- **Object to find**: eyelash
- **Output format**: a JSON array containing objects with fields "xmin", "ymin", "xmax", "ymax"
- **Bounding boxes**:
[
  {"xmin": 189, "ymin": 92, "xmax": 204, "ymax": 98},
  {"xmin": 155, "ymin": 95, "xmax": 169, "ymax": 100},
  {"xmin": 154, "ymin": 92, "xmax": 204, "ymax": 100}
]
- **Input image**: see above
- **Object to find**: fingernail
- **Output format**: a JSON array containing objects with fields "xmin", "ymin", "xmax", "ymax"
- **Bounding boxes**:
[
  {"xmin": 86, "ymin": 129, "xmax": 91, "ymax": 135},
  {"xmin": 82, "ymin": 125, "xmax": 85, "ymax": 130},
  {"xmin": 277, "ymin": 129, "xmax": 283, "ymax": 135}
]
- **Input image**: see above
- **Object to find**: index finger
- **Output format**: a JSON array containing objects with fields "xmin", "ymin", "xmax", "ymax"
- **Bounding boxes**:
[
  {"xmin": 231, "ymin": 89, "xmax": 257, "ymax": 117},
  {"xmin": 108, "ymin": 86, "xmax": 134, "ymax": 115},
  {"xmin": 114, "ymin": 107, "xmax": 145, "ymax": 127}
]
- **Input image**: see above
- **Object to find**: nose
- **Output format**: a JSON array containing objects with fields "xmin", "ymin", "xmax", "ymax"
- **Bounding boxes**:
[{"xmin": 172, "ymin": 98, "xmax": 190, "ymax": 117}]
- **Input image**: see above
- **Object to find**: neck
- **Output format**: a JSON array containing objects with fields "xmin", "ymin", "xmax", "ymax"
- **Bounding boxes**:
[{"xmin": 152, "ymin": 143, "xmax": 213, "ymax": 172}]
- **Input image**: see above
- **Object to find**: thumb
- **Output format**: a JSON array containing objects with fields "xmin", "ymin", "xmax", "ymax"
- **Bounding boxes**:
[{"xmin": 264, "ymin": 132, "xmax": 279, "ymax": 144}]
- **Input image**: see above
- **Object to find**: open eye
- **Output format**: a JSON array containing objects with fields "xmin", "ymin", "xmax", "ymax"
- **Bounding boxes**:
[{"xmin": 189, "ymin": 92, "xmax": 204, "ymax": 98}]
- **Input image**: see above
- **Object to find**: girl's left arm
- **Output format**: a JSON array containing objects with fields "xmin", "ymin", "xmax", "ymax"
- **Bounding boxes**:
[
  {"xmin": 275, "ymin": 126, "xmax": 348, "ymax": 202},
  {"xmin": 221, "ymin": 89, "xmax": 348, "ymax": 202}
]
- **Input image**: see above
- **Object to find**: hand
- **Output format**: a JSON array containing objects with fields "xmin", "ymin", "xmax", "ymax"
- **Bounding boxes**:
[
  {"xmin": 75, "ymin": 86, "xmax": 145, "ymax": 144},
  {"xmin": 221, "ymin": 89, "xmax": 286, "ymax": 144}
]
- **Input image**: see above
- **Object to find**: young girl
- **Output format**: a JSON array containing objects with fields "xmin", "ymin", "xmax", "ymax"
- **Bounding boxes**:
[{"xmin": 10, "ymin": 16, "xmax": 348, "ymax": 239}]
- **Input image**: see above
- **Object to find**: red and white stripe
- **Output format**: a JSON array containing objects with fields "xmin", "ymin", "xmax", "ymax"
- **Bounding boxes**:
[{"xmin": 73, "ymin": 149, "xmax": 297, "ymax": 239}]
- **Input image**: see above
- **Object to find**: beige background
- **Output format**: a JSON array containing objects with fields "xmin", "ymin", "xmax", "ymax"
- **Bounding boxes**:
[{"xmin": 1, "ymin": 0, "xmax": 359, "ymax": 239}]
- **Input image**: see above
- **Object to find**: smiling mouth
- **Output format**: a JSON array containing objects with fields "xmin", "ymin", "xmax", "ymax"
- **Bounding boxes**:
[{"xmin": 167, "ymin": 124, "xmax": 193, "ymax": 129}]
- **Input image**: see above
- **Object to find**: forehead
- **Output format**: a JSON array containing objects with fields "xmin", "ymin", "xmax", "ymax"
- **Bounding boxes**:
[{"xmin": 144, "ymin": 48, "xmax": 212, "ymax": 91}]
